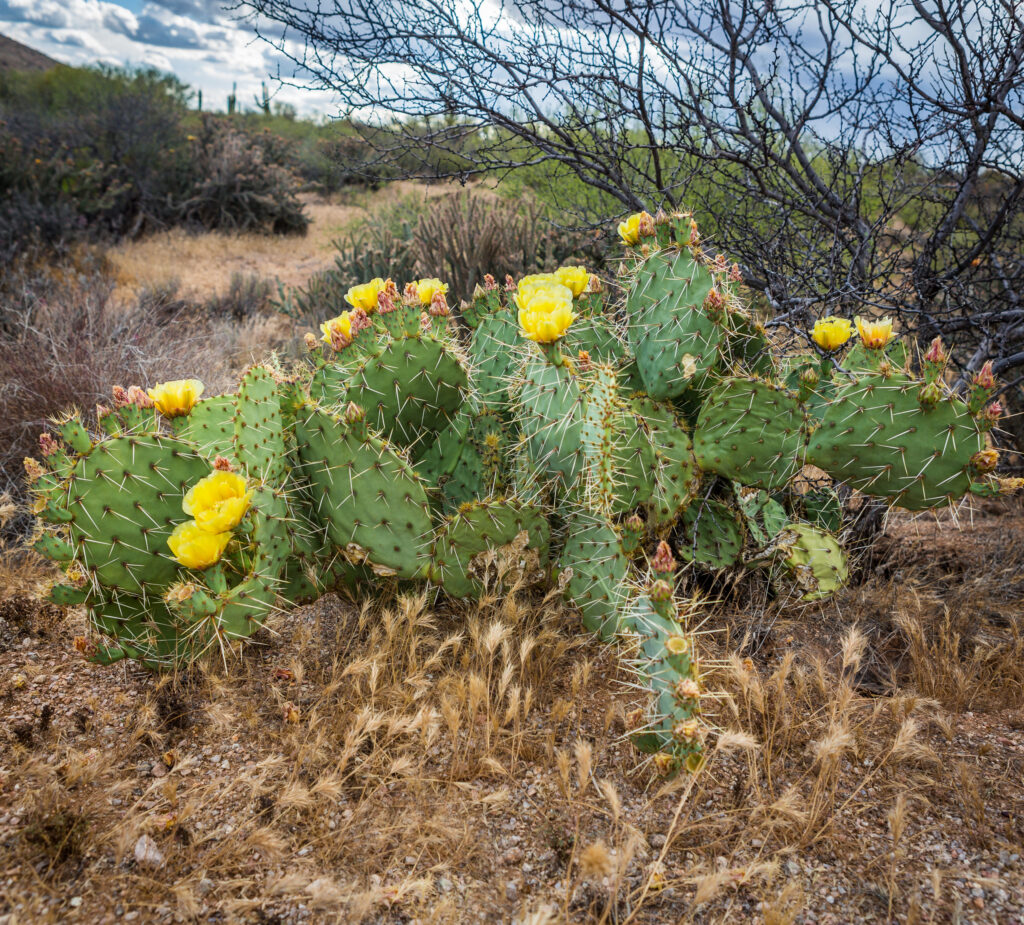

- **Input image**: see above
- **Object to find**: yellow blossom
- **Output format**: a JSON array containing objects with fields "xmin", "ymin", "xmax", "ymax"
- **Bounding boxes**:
[
  {"xmin": 515, "ymin": 273, "xmax": 557, "ymax": 297},
  {"xmin": 414, "ymin": 278, "xmax": 448, "ymax": 305},
  {"xmin": 618, "ymin": 211, "xmax": 652, "ymax": 246},
  {"xmin": 515, "ymin": 282, "xmax": 576, "ymax": 343},
  {"xmin": 147, "ymin": 379, "xmax": 204, "ymax": 417},
  {"xmin": 553, "ymin": 265, "xmax": 591, "ymax": 297},
  {"xmin": 344, "ymin": 278, "xmax": 385, "ymax": 312},
  {"xmin": 167, "ymin": 520, "xmax": 231, "ymax": 569},
  {"xmin": 854, "ymin": 315, "xmax": 895, "ymax": 349},
  {"xmin": 811, "ymin": 316, "xmax": 853, "ymax": 351},
  {"xmin": 320, "ymin": 310, "xmax": 354, "ymax": 346},
  {"xmin": 183, "ymin": 470, "xmax": 252, "ymax": 534}
]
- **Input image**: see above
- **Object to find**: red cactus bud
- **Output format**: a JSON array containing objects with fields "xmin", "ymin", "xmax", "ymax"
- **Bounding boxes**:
[
  {"xmin": 428, "ymin": 290, "xmax": 450, "ymax": 316},
  {"xmin": 576, "ymin": 350, "xmax": 592, "ymax": 370},
  {"xmin": 649, "ymin": 578, "xmax": 674, "ymax": 603},
  {"xmin": 23, "ymin": 457, "xmax": 44, "ymax": 481},
  {"xmin": 39, "ymin": 433, "xmax": 60, "ymax": 457},
  {"xmin": 213, "ymin": 455, "xmax": 234, "ymax": 471},
  {"xmin": 924, "ymin": 336, "xmax": 945, "ymax": 365},
  {"xmin": 973, "ymin": 361, "xmax": 996, "ymax": 391},
  {"xmin": 799, "ymin": 367, "xmax": 820, "ymax": 388},
  {"xmin": 504, "ymin": 274, "xmax": 516, "ymax": 291},
  {"xmin": 653, "ymin": 209, "xmax": 670, "ymax": 226},
  {"xmin": 350, "ymin": 308, "xmax": 372, "ymax": 335},
  {"xmin": 650, "ymin": 540, "xmax": 676, "ymax": 574},
  {"xmin": 111, "ymin": 385, "xmax": 129, "ymax": 407},
  {"xmin": 714, "ymin": 254, "xmax": 728, "ymax": 272},
  {"xmin": 638, "ymin": 211, "xmax": 656, "ymax": 237},
  {"xmin": 918, "ymin": 381, "xmax": 943, "ymax": 407},
  {"xmin": 983, "ymin": 401, "xmax": 1003, "ymax": 423},
  {"xmin": 382, "ymin": 278, "xmax": 399, "ymax": 303},
  {"xmin": 403, "ymin": 281, "xmax": 419, "ymax": 302},
  {"xmin": 624, "ymin": 512, "xmax": 644, "ymax": 532},
  {"xmin": 344, "ymin": 402, "xmax": 365, "ymax": 424},
  {"xmin": 702, "ymin": 288, "xmax": 726, "ymax": 318},
  {"xmin": 971, "ymin": 448, "xmax": 999, "ymax": 473},
  {"xmin": 127, "ymin": 385, "xmax": 154, "ymax": 408},
  {"xmin": 377, "ymin": 288, "xmax": 398, "ymax": 314},
  {"xmin": 483, "ymin": 273, "xmax": 497, "ymax": 290},
  {"xmin": 730, "ymin": 263, "xmax": 742, "ymax": 282},
  {"xmin": 687, "ymin": 218, "xmax": 700, "ymax": 245},
  {"xmin": 96, "ymin": 403, "xmax": 111, "ymax": 421}
]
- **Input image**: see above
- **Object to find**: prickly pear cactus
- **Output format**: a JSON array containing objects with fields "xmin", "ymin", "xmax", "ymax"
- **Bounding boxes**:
[{"xmin": 26, "ymin": 210, "xmax": 1017, "ymax": 776}]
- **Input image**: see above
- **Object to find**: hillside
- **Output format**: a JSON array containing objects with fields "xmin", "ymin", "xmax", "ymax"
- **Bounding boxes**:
[{"xmin": 0, "ymin": 33, "xmax": 58, "ymax": 73}]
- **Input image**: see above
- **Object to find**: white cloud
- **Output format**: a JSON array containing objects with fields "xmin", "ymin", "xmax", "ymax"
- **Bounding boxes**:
[{"xmin": 0, "ymin": 0, "xmax": 338, "ymax": 116}]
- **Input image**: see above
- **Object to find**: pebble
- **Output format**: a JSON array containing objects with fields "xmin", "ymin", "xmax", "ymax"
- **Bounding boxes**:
[
  {"xmin": 649, "ymin": 834, "xmax": 667, "ymax": 848},
  {"xmin": 134, "ymin": 835, "xmax": 164, "ymax": 868},
  {"xmin": 198, "ymin": 879, "xmax": 215, "ymax": 897},
  {"xmin": 70, "ymin": 897, "xmax": 82, "ymax": 908},
  {"xmin": 437, "ymin": 878, "xmax": 454, "ymax": 893},
  {"xmin": 506, "ymin": 881, "xmax": 518, "ymax": 901}
]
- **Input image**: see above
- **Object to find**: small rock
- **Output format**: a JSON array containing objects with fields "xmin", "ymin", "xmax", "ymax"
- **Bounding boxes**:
[
  {"xmin": 437, "ymin": 877, "xmax": 454, "ymax": 893},
  {"xmin": 405, "ymin": 856, "xmax": 416, "ymax": 865},
  {"xmin": 134, "ymin": 834, "xmax": 165, "ymax": 868},
  {"xmin": 197, "ymin": 878, "xmax": 215, "ymax": 897},
  {"xmin": 506, "ymin": 881, "xmax": 518, "ymax": 902},
  {"xmin": 649, "ymin": 834, "xmax": 667, "ymax": 848},
  {"xmin": 70, "ymin": 897, "xmax": 82, "ymax": 908}
]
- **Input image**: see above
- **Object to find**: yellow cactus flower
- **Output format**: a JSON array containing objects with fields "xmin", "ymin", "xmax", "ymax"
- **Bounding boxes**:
[
  {"xmin": 515, "ymin": 273, "xmax": 557, "ymax": 297},
  {"xmin": 183, "ymin": 470, "xmax": 252, "ymax": 534},
  {"xmin": 414, "ymin": 278, "xmax": 448, "ymax": 305},
  {"xmin": 515, "ymin": 282, "xmax": 577, "ymax": 343},
  {"xmin": 320, "ymin": 310, "xmax": 354, "ymax": 346},
  {"xmin": 553, "ymin": 265, "xmax": 591, "ymax": 298},
  {"xmin": 854, "ymin": 315, "xmax": 895, "ymax": 349},
  {"xmin": 618, "ymin": 211, "xmax": 653, "ymax": 246},
  {"xmin": 167, "ymin": 520, "xmax": 231, "ymax": 570},
  {"xmin": 811, "ymin": 316, "xmax": 853, "ymax": 351},
  {"xmin": 345, "ymin": 278, "xmax": 386, "ymax": 312},
  {"xmin": 147, "ymin": 379, "xmax": 204, "ymax": 417}
]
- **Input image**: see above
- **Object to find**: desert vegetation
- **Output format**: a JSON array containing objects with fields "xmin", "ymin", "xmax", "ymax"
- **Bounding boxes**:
[{"xmin": 1, "ymin": 1, "xmax": 1023, "ymax": 922}]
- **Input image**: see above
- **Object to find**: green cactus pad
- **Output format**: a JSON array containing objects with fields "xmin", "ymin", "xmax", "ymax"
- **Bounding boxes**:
[
  {"xmin": 678, "ymin": 498, "xmax": 745, "ymax": 569},
  {"xmin": 630, "ymin": 395, "xmax": 700, "ymax": 526},
  {"xmin": 63, "ymin": 434, "xmax": 209, "ymax": 594},
  {"xmin": 806, "ymin": 373, "xmax": 984, "ymax": 510},
  {"xmin": 626, "ymin": 248, "xmax": 723, "ymax": 400},
  {"xmin": 693, "ymin": 377, "xmax": 808, "ymax": 489},
  {"xmin": 431, "ymin": 498, "xmax": 550, "ymax": 597},
  {"xmin": 735, "ymin": 487, "xmax": 790, "ymax": 547},
  {"xmin": 175, "ymin": 395, "xmax": 236, "ymax": 463},
  {"xmin": 779, "ymin": 524, "xmax": 849, "ymax": 600},
  {"xmin": 234, "ymin": 366, "xmax": 287, "ymax": 483},
  {"xmin": 559, "ymin": 511, "xmax": 630, "ymax": 641},
  {"xmin": 517, "ymin": 351, "xmax": 587, "ymax": 488},
  {"xmin": 295, "ymin": 405, "xmax": 433, "ymax": 579},
  {"xmin": 468, "ymin": 307, "xmax": 522, "ymax": 412}
]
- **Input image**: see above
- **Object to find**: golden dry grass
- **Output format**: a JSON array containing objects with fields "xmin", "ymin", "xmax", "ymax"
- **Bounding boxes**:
[
  {"xmin": 107, "ymin": 183, "xmax": 467, "ymax": 303},
  {"xmin": 1, "ymin": 505, "xmax": 1022, "ymax": 924}
]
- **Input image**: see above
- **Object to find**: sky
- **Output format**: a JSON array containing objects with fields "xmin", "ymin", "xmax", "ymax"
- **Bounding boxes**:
[{"xmin": 0, "ymin": 0, "xmax": 338, "ymax": 116}]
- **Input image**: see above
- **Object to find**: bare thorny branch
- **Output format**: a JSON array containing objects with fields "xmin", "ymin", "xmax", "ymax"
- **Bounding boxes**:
[{"xmin": 236, "ymin": 0, "xmax": 1024, "ymax": 398}]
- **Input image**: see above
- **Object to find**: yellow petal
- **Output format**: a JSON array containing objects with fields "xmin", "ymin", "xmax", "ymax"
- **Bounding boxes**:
[
  {"xmin": 167, "ymin": 521, "xmax": 231, "ymax": 569},
  {"xmin": 147, "ymin": 379, "xmax": 204, "ymax": 417}
]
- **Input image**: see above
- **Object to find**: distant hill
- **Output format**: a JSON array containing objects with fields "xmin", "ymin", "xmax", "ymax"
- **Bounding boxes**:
[{"xmin": 0, "ymin": 33, "xmax": 59, "ymax": 73}]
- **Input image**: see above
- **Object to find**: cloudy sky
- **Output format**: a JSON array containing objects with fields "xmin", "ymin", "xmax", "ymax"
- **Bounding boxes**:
[{"xmin": 0, "ymin": 0, "xmax": 337, "ymax": 116}]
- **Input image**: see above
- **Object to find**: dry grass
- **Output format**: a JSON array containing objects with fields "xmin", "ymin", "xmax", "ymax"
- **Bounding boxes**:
[
  {"xmin": 107, "ymin": 183, "xmax": 467, "ymax": 303},
  {"xmin": 2, "ymin": 506, "xmax": 1022, "ymax": 924}
]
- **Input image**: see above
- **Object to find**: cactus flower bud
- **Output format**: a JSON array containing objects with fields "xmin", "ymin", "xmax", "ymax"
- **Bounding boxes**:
[
  {"xmin": 23, "ymin": 457, "xmax": 44, "ymax": 481},
  {"xmin": 687, "ymin": 217, "xmax": 700, "ymax": 246},
  {"xmin": 649, "ymin": 578, "xmax": 674, "ymax": 603},
  {"xmin": 652, "ymin": 752, "xmax": 678, "ymax": 775},
  {"xmin": 39, "ymin": 433, "xmax": 60, "ymax": 456},
  {"xmin": 213, "ymin": 455, "xmax": 233, "ymax": 471},
  {"xmin": 624, "ymin": 512, "xmax": 644, "ymax": 533},
  {"xmin": 304, "ymin": 332, "xmax": 317, "ymax": 351},
  {"xmin": 973, "ymin": 361, "xmax": 996, "ymax": 391},
  {"xmin": 918, "ymin": 381, "xmax": 943, "ymax": 407},
  {"xmin": 127, "ymin": 385, "xmax": 154, "ymax": 408},
  {"xmin": 111, "ymin": 385, "xmax": 129, "ymax": 407},
  {"xmin": 798, "ymin": 367, "xmax": 820, "ymax": 389},
  {"xmin": 924, "ymin": 336, "xmax": 945, "ymax": 365},
  {"xmin": 730, "ymin": 262, "xmax": 742, "ymax": 282},
  {"xmin": 428, "ymin": 290, "xmax": 450, "ymax": 316},
  {"xmin": 650, "ymin": 540, "xmax": 676, "ymax": 574},
  {"xmin": 625, "ymin": 707, "xmax": 645, "ymax": 730},
  {"xmin": 672, "ymin": 718, "xmax": 702, "ymax": 742},
  {"xmin": 483, "ymin": 273, "xmax": 498, "ymax": 290},
  {"xmin": 618, "ymin": 210, "xmax": 654, "ymax": 246},
  {"xmin": 674, "ymin": 677, "xmax": 700, "ymax": 701},
  {"xmin": 504, "ymin": 274, "xmax": 516, "ymax": 291},
  {"xmin": 344, "ymin": 402, "xmax": 365, "ymax": 424},
  {"xmin": 702, "ymin": 288, "xmax": 726, "ymax": 319},
  {"xmin": 982, "ymin": 401, "xmax": 1002, "ymax": 425},
  {"xmin": 971, "ymin": 448, "xmax": 999, "ymax": 473},
  {"xmin": 714, "ymin": 253, "xmax": 728, "ymax": 272}
]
